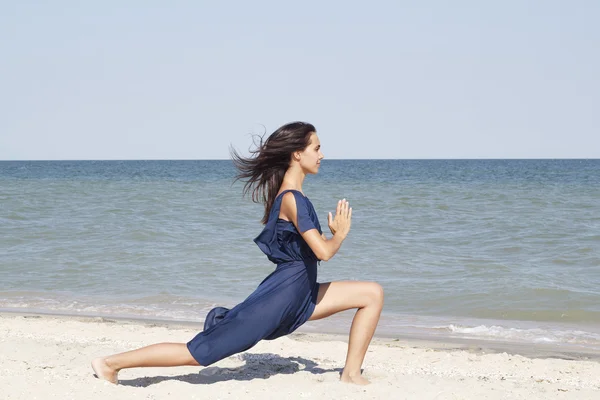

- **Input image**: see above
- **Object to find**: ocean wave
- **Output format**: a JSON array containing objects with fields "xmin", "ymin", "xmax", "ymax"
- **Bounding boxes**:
[{"xmin": 442, "ymin": 323, "xmax": 600, "ymax": 346}]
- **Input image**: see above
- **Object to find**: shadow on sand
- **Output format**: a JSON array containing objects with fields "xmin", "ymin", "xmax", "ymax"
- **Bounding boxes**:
[{"xmin": 118, "ymin": 353, "xmax": 342, "ymax": 387}]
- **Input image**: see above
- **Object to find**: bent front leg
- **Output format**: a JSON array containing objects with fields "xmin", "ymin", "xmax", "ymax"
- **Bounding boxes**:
[{"xmin": 309, "ymin": 280, "xmax": 384, "ymax": 384}]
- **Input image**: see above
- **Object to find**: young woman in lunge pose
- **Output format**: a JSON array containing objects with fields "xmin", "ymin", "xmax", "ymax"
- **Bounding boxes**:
[{"xmin": 92, "ymin": 122, "xmax": 384, "ymax": 385}]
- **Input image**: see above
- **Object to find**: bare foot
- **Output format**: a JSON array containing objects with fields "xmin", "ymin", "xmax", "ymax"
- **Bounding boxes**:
[
  {"xmin": 91, "ymin": 357, "xmax": 119, "ymax": 384},
  {"xmin": 340, "ymin": 371, "xmax": 371, "ymax": 385}
]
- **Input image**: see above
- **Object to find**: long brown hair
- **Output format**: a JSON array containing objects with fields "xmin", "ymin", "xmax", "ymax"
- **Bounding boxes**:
[{"xmin": 231, "ymin": 122, "xmax": 316, "ymax": 224}]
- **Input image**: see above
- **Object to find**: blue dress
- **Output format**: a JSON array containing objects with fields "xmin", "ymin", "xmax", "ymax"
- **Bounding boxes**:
[{"xmin": 187, "ymin": 189, "xmax": 322, "ymax": 366}]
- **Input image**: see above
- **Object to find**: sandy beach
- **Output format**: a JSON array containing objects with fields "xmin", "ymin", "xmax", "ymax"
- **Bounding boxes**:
[{"xmin": 0, "ymin": 312, "xmax": 599, "ymax": 399}]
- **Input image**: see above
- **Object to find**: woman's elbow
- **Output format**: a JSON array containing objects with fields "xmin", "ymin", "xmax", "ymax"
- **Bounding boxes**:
[
  {"xmin": 315, "ymin": 249, "xmax": 333, "ymax": 262},
  {"xmin": 307, "ymin": 235, "xmax": 335, "ymax": 261}
]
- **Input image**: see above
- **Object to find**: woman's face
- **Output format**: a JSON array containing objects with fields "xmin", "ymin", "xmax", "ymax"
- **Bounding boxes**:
[{"xmin": 298, "ymin": 133, "xmax": 324, "ymax": 174}]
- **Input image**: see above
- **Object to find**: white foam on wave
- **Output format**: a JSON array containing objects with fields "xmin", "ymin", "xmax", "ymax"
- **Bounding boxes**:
[
  {"xmin": 443, "ymin": 323, "xmax": 600, "ymax": 346},
  {"xmin": 370, "ymin": 313, "xmax": 600, "ymax": 350}
]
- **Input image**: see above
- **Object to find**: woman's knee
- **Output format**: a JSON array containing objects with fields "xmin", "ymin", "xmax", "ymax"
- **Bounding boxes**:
[{"xmin": 365, "ymin": 282, "xmax": 384, "ymax": 308}]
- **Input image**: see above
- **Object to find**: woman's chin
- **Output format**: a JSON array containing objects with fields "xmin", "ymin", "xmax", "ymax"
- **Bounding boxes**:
[{"xmin": 304, "ymin": 165, "xmax": 320, "ymax": 175}]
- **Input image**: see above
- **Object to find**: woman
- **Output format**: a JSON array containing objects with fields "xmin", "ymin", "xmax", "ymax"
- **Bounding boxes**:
[{"xmin": 92, "ymin": 122, "xmax": 384, "ymax": 385}]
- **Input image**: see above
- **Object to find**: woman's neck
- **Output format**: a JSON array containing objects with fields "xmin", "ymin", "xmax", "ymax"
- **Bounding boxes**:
[{"xmin": 280, "ymin": 166, "xmax": 306, "ymax": 192}]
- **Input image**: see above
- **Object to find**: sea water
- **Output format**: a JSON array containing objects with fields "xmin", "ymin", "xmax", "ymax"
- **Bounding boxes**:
[{"xmin": 1, "ymin": 160, "xmax": 599, "ymax": 350}]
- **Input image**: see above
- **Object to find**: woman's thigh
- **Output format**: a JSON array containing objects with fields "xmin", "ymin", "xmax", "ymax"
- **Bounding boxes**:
[{"xmin": 309, "ymin": 281, "xmax": 384, "ymax": 321}]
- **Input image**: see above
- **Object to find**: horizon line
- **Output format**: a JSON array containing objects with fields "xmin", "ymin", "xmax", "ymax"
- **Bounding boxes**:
[{"xmin": 1, "ymin": 157, "xmax": 599, "ymax": 162}]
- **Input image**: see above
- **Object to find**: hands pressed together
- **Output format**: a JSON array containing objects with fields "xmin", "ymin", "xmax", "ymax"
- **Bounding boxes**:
[{"xmin": 327, "ymin": 199, "xmax": 352, "ymax": 239}]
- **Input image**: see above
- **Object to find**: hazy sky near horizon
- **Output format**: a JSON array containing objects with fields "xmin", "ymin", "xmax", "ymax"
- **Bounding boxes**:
[{"xmin": 1, "ymin": 1, "xmax": 599, "ymax": 160}]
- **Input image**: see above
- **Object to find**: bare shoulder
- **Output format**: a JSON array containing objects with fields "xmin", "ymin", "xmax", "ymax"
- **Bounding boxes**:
[{"xmin": 279, "ymin": 191, "xmax": 300, "ymax": 221}]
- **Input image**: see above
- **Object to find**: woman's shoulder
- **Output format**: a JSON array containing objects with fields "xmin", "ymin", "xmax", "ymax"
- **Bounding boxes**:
[
  {"xmin": 277, "ymin": 189, "xmax": 307, "ymax": 206},
  {"xmin": 280, "ymin": 189, "xmax": 315, "ymax": 219},
  {"xmin": 279, "ymin": 189, "xmax": 304, "ymax": 209},
  {"xmin": 277, "ymin": 188, "xmax": 305, "ymax": 198}
]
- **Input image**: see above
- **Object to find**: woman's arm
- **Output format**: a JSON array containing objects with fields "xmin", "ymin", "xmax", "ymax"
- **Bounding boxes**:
[
  {"xmin": 280, "ymin": 192, "xmax": 351, "ymax": 261},
  {"xmin": 301, "ymin": 230, "xmax": 345, "ymax": 261}
]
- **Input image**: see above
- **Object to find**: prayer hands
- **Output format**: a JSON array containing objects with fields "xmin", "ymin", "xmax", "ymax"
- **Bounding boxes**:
[{"xmin": 328, "ymin": 199, "xmax": 352, "ymax": 238}]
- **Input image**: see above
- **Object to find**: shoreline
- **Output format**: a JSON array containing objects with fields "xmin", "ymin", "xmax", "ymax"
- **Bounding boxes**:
[
  {"xmin": 3, "ymin": 292, "xmax": 599, "ymax": 342},
  {"xmin": 3, "ymin": 309, "xmax": 600, "ymax": 362}
]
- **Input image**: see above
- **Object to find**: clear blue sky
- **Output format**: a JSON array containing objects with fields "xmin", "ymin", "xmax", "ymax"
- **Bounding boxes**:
[{"xmin": 1, "ymin": 1, "xmax": 599, "ymax": 160}]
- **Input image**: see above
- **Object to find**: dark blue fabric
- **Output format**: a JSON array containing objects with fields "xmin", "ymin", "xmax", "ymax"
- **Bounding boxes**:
[
  {"xmin": 254, "ymin": 190, "xmax": 322, "ymax": 264},
  {"xmin": 187, "ymin": 190, "xmax": 322, "ymax": 366}
]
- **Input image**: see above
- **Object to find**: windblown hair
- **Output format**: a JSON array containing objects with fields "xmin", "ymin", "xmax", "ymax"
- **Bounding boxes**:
[{"xmin": 231, "ymin": 122, "xmax": 316, "ymax": 224}]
